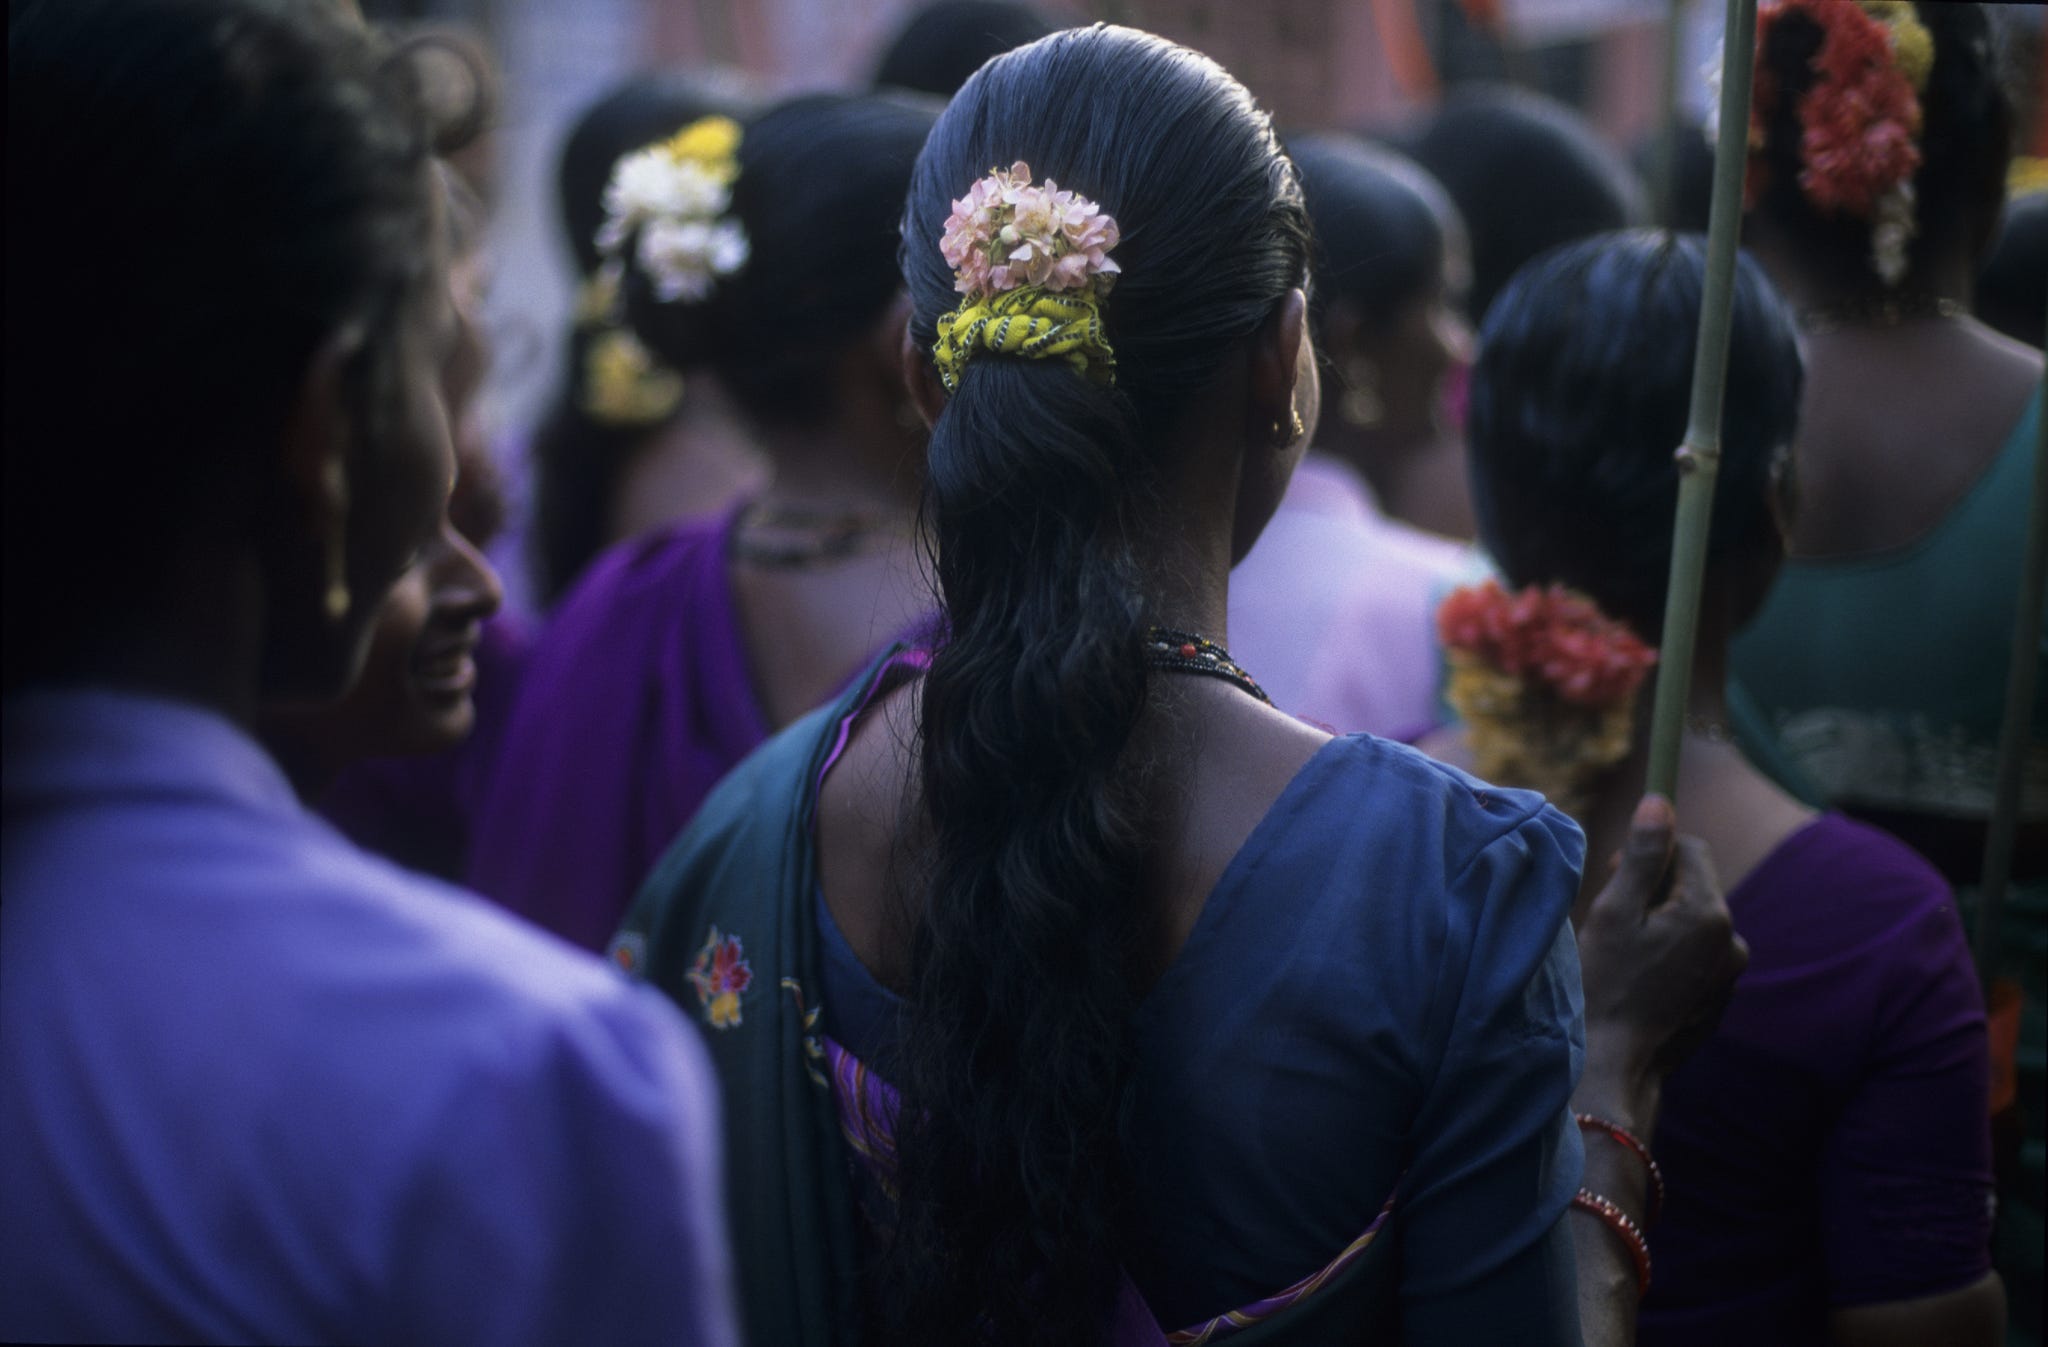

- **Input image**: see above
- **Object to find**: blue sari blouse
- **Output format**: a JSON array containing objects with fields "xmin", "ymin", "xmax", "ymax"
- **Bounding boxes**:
[{"xmin": 817, "ymin": 730, "xmax": 1589, "ymax": 1341}]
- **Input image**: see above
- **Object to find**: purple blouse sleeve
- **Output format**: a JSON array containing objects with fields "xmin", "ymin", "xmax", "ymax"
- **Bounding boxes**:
[{"xmin": 1819, "ymin": 870, "xmax": 1993, "ymax": 1307}]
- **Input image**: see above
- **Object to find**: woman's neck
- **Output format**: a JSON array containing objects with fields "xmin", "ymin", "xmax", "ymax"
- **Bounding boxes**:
[
  {"xmin": 1576, "ymin": 635, "xmax": 1811, "ymax": 915},
  {"xmin": 1135, "ymin": 506, "xmax": 1235, "ymax": 649},
  {"xmin": 1749, "ymin": 230, "xmax": 1976, "ymax": 318},
  {"xmin": 750, "ymin": 377, "xmax": 925, "ymax": 519}
]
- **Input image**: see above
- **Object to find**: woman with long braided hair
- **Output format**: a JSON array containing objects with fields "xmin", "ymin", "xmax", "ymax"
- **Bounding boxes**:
[{"xmin": 621, "ymin": 25, "xmax": 1741, "ymax": 1346}]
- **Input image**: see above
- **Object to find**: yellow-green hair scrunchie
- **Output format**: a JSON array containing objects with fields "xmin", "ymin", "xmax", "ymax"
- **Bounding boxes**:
[{"xmin": 934, "ymin": 286, "xmax": 1117, "ymax": 392}]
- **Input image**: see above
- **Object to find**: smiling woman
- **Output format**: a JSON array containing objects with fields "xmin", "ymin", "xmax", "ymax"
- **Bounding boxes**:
[
  {"xmin": 261, "ymin": 159, "xmax": 510, "ymax": 811},
  {"xmin": 256, "ymin": 151, "xmax": 539, "ymax": 884}
]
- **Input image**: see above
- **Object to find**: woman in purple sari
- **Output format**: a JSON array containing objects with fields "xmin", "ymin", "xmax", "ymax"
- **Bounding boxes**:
[
  {"xmin": 1443, "ymin": 231, "xmax": 2001, "ymax": 1344},
  {"xmin": 468, "ymin": 93, "xmax": 939, "ymax": 950}
]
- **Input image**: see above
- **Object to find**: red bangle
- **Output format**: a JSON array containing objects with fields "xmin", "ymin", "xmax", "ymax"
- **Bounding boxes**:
[
  {"xmin": 1575, "ymin": 1112, "xmax": 1665, "ymax": 1225},
  {"xmin": 1572, "ymin": 1188, "xmax": 1652, "ymax": 1298}
]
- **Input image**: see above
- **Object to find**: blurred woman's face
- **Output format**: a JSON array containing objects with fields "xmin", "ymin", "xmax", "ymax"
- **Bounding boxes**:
[
  {"xmin": 264, "ymin": 238, "xmax": 503, "ymax": 772},
  {"xmin": 337, "ymin": 174, "xmax": 462, "ymax": 677},
  {"xmin": 355, "ymin": 262, "xmax": 504, "ymax": 753},
  {"xmin": 1377, "ymin": 236, "xmax": 1476, "ymax": 445},
  {"xmin": 262, "ymin": 168, "xmax": 457, "ymax": 707},
  {"xmin": 340, "ymin": 508, "xmax": 502, "ymax": 754}
]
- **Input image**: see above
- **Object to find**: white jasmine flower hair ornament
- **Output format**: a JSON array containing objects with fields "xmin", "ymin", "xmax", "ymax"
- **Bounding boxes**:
[
  {"xmin": 597, "ymin": 115, "xmax": 750, "ymax": 305},
  {"xmin": 933, "ymin": 162, "xmax": 1122, "ymax": 390}
]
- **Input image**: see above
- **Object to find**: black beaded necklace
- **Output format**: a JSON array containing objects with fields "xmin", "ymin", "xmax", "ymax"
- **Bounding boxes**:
[{"xmin": 1141, "ymin": 626, "xmax": 1272, "ymax": 705}]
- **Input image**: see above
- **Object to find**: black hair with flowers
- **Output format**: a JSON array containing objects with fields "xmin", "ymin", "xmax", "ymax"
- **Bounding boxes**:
[
  {"xmin": 1749, "ymin": 0, "xmax": 2009, "ymax": 294},
  {"xmin": 889, "ymin": 24, "xmax": 1310, "ymax": 1347}
]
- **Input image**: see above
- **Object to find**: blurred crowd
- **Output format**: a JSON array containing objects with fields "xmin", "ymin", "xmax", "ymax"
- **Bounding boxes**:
[{"xmin": 5, "ymin": 1, "xmax": 2044, "ymax": 1344}]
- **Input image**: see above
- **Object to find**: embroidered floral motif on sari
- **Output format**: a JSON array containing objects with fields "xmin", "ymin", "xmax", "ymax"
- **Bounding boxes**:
[{"xmin": 685, "ymin": 927, "xmax": 753, "ymax": 1028}]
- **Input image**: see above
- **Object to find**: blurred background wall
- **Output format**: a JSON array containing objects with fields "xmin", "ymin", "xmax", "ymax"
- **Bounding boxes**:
[
  {"xmin": 362, "ymin": 0, "xmax": 1795, "ymax": 445},
  {"xmin": 367, "ymin": 0, "xmax": 2042, "ymax": 569}
]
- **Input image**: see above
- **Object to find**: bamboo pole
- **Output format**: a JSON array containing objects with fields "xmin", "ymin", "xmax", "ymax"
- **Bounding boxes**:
[
  {"xmin": 1656, "ymin": 0, "xmax": 1688, "ymax": 226},
  {"xmin": 1644, "ymin": 0, "xmax": 1757, "ymax": 801},
  {"xmin": 1972, "ymin": 331, "xmax": 2048, "ymax": 981}
]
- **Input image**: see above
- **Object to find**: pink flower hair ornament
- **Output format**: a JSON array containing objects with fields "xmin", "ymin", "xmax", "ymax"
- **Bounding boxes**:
[{"xmin": 933, "ymin": 162, "xmax": 1122, "ymax": 391}]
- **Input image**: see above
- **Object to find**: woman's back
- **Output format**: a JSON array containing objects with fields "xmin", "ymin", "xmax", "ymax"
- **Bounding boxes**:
[
  {"xmin": 1731, "ymin": 327, "xmax": 2045, "ymax": 859},
  {"xmin": 616, "ymin": 659, "xmax": 1587, "ymax": 1342},
  {"xmin": 1638, "ymin": 814, "xmax": 1992, "ymax": 1345},
  {"xmin": 1729, "ymin": 0, "xmax": 2046, "ymax": 869},
  {"xmin": 3, "ymin": 691, "xmax": 734, "ymax": 1347},
  {"xmin": 1724, "ymin": 326, "xmax": 2042, "ymax": 845},
  {"xmin": 1776, "ymin": 319, "xmax": 2038, "ymax": 559},
  {"xmin": 817, "ymin": 693, "xmax": 1587, "ymax": 1334}
]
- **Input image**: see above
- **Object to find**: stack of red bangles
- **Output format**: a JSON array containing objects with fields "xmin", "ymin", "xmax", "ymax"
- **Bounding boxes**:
[{"xmin": 1572, "ymin": 1112, "xmax": 1665, "ymax": 1297}]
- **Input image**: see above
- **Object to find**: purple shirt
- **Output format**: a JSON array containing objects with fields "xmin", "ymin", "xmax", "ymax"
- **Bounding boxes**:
[
  {"xmin": 1638, "ymin": 814, "xmax": 1994, "ymax": 1344},
  {"xmin": 1228, "ymin": 456, "xmax": 1473, "ymax": 735},
  {"xmin": 1, "ymin": 690, "xmax": 738, "ymax": 1347}
]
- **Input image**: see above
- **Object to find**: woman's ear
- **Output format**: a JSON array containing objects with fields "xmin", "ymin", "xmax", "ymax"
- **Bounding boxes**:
[
  {"xmin": 1246, "ymin": 287, "xmax": 1309, "ymax": 446},
  {"xmin": 899, "ymin": 315, "xmax": 947, "ymax": 430},
  {"xmin": 1765, "ymin": 441, "xmax": 1797, "ymax": 559}
]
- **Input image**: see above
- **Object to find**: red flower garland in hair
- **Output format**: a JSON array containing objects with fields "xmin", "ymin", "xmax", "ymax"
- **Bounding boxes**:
[
  {"xmin": 1747, "ymin": 0, "xmax": 1924, "ymax": 218},
  {"xmin": 1437, "ymin": 580, "xmax": 1658, "ymax": 709}
]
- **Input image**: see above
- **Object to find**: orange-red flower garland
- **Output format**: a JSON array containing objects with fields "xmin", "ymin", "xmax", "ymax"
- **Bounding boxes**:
[
  {"xmin": 1743, "ymin": 0, "xmax": 1933, "ymax": 284},
  {"xmin": 1437, "ymin": 580, "xmax": 1658, "ymax": 709},
  {"xmin": 1436, "ymin": 580, "xmax": 1658, "ymax": 816}
]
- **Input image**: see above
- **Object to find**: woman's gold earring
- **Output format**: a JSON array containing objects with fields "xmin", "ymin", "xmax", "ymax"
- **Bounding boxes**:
[
  {"xmin": 1341, "ymin": 356, "xmax": 1384, "ymax": 429},
  {"xmin": 323, "ymin": 526, "xmax": 350, "ymax": 622},
  {"xmin": 1290, "ymin": 409, "xmax": 1306, "ymax": 442}
]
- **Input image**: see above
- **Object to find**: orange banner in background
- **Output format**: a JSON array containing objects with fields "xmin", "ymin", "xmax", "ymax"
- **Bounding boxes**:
[{"xmin": 1373, "ymin": 0, "xmax": 1442, "ymax": 101}]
